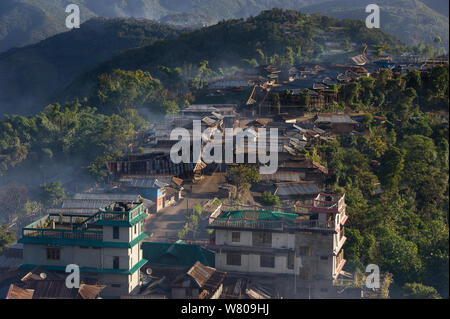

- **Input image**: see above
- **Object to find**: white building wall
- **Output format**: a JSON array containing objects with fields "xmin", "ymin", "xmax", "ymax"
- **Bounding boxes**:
[
  {"xmin": 103, "ymin": 225, "xmax": 131, "ymax": 242},
  {"xmin": 215, "ymin": 251, "xmax": 302, "ymax": 275},
  {"xmin": 215, "ymin": 230, "xmax": 295, "ymax": 249}
]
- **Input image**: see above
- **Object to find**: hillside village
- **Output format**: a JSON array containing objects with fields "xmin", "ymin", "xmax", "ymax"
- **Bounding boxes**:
[{"xmin": 0, "ymin": 46, "xmax": 447, "ymax": 299}]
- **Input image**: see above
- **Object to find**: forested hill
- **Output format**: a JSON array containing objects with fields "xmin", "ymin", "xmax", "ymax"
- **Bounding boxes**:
[
  {"xmin": 0, "ymin": 17, "xmax": 182, "ymax": 116},
  {"xmin": 0, "ymin": 0, "xmax": 328, "ymax": 53},
  {"xmin": 61, "ymin": 9, "xmax": 400, "ymax": 102},
  {"xmin": 4, "ymin": 0, "xmax": 446, "ymax": 53}
]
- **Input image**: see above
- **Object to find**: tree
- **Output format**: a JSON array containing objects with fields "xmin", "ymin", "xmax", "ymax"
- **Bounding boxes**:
[
  {"xmin": 94, "ymin": 69, "xmax": 172, "ymax": 114},
  {"xmin": 402, "ymin": 283, "xmax": 441, "ymax": 299},
  {"xmin": 40, "ymin": 182, "xmax": 67, "ymax": 207},
  {"xmin": 162, "ymin": 100, "xmax": 180, "ymax": 117},
  {"xmin": 227, "ymin": 165, "xmax": 261, "ymax": 191},
  {"xmin": 375, "ymin": 226, "xmax": 423, "ymax": 285},
  {"xmin": 260, "ymin": 192, "xmax": 281, "ymax": 207},
  {"xmin": 0, "ymin": 225, "xmax": 16, "ymax": 252},
  {"xmin": 189, "ymin": 214, "xmax": 199, "ymax": 231},
  {"xmin": 193, "ymin": 203, "xmax": 203, "ymax": 216},
  {"xmin": 379, "ymin": 147, "xmax": 404, "ymax": 190}
]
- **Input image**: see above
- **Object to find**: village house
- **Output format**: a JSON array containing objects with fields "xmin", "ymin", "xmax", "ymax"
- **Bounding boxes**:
[
  {"xmin": 18, "ymin": 201, "xmax": 149, "ymax": 297},
  {"xmin": 276, "ymin": 158, "xmax": 329, "ymax": 184},
  {"xmin": 207, "ymin": 193, "xmax": 347, "ymax": 298},
  {"xmin": 273, "ymin": 182, "xmax": 322, "ymax": 201},
  {"xmin": 6, "ymin": 267, "xmax": 105, "ymax": 299},
  {"xmin": 171, "ymin": 261, "xmax": 226, "ymax": 299},
  {"xmin": 314, "ymin": 114, "xmax": 360, "ymax": 134}
]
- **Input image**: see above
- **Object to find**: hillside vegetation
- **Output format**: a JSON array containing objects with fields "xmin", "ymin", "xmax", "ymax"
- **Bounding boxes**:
[{"xmin": 62, "ymin": 9, "xmax": 400, "ymax": 104}]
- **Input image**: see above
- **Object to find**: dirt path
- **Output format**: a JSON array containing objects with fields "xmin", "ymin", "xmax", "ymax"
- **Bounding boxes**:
[{"xmin": 143, "ymin": 173, "xmax": 225, "ymax": 242}]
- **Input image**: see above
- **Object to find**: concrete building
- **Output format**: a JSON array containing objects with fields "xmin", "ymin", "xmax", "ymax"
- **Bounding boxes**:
[
  {"xmin": 18, "ymin": 201, "xmax": 148, "ymax": 297},
  {"xmin": 207, "ymin": 193, "xmax": 347, "ymax": 298},
  {"xmin": 120, "ymin": 178, "xmax": 168, "ymax": 212}
]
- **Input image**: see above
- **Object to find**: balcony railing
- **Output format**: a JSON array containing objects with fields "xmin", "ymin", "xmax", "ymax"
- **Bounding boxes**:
[
  {"xmin": 22, "ymin": 228, "xmax": 103, "ymax": 242},
  {"xmin": 209, "ymin": 217, "xmax": 334, "ymax": 231},
  {"xmin": 221, "ymin": 193, "xmax": 345, "ymax": 216}
]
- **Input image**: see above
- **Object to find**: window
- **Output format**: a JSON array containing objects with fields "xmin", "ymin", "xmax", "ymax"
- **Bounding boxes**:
[
  {"xmin": 46, "ymin": 248, "xmax": 60, "ymax": 260},
  {"xmin": 113, "ymin": 256, "xmax": 120, "ymax": 269},
  {"xmin": 252, "ymin": 232, "xmax": 272, "ymax": 247},
  {"xmin": 287, "ymin": 253, "xmax": 294, "ymax": 269},
  {"xmin": 260, "ymin": 254, "xmax": 275, "ymax": 268},
  {"xmin": 321, "ymin": 288, "xmax": 328, "ymax": 293},
  {"xmin": 113, "ymin": 226, "xmax": 120, "ymax": 239},
  {"xmin": 298, "ymin": 246, "xmax": 312, "ymax": 256},
  {"xmin": 320, "ymin": 256, "xmax": 329, "ymax": 260},
  {"xmin": 299, "ymin": 268, "xmax": 310, "ymax": 280},
  {"xmin": 226, "ymin": 253, "xmax": 241, "ymax": 266},
  {"xmin": 231, "ymin": 232, "xmax": 240, "ymax": 243}
]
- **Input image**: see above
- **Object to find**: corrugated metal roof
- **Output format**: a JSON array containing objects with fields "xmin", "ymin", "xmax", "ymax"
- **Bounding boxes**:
[
  {"xmin": 275, "ymin": 183, "xmax": 321, "ymax": 196},
  {"xmin": 245, "ymin": 288, "xmax": 270, "ymax": 299},
  {"xmin": 78, "ymin": 284, "xmax": 106, "ymax": 299},
  {"xmin": 316, "ymin": 115, "xmax": 358, "ymax": 124},
  {"xmin": 6, "ymin": 285, "xmax": 34, "ymax": 299},
  {"xmin": 187, "ymin": 261, "xmax": 226, "ymax": 294},
  {"xmin": 21, "ymin": 267, "xmax": 65, "ymax": 283},
  {"xmin": 122, "ymin": 178, "xmax": 170, "ymax": 189},
  {"xmin": 17, "ymin": 267, "xmax": 105, "ymax": 299},
  {"xmin": 47, "ymin": 208, "xmax": 99, "ymax": 215},
  {"xmin": 202, "ymin": 117, "xmax": 217, "ymax": 126},
  {"xmin": 73, "ymin": 193, "xmax": 139, "ymax": 201},
  {"xmin": 171, "ymin": 177, "xmax": 184, "ymax": 187},
  {"xmin": 260, "ymin": 172, "xmax": 304, "ymax": 182},
  {"xmin": 25, "ymin": 280, "xmax": 79, "ymax": 299},
  {"xmin": 62, "ymin": 199, "xmax": 113, "ymax": 209}
]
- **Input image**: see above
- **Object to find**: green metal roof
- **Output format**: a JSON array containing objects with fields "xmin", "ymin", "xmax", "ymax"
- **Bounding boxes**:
[
  {"xmin": 142, "ymin": 242, "xmax": 215, "ymax": 268},
  {"xmin": 218, "ymin": 210, "xmax": 298, "ymax": 221}
]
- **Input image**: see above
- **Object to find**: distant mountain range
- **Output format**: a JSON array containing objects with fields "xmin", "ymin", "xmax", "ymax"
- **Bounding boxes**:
[
  {"xmin": 2, "ymin": 0, "xmax": 447, "ymax": 53},
  {"xmin": 0, "ymin": 0, "xmax": 325, "ymax": 52},
  {"xmin": 302, "ymin": 0, "xmax": 449, "ymax": 50},
  {"xmin": 0, "ymin": 17, "xmax": 182, "ymax": 114}
]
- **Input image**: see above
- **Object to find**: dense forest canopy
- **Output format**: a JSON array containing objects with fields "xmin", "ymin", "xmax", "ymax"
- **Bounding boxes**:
[{"xmin": 315, "ymin": 65, "xmax": 449, "ymax": 298}]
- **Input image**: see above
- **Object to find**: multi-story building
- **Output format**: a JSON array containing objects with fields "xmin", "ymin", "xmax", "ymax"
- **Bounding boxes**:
[
  {"xmin": 207, "ymin": 193, "xmax": 347, "ymax": 298},
  {"xmin": 18, "ymin": 201, "xmax": 148, "ymax": 297}
]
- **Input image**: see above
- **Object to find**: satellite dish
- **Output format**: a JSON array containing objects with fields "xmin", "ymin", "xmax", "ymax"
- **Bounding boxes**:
[
  {"xmin": 146, "ymin": 268, "xmax": 152, "ymax": 275},
  {"xmin": 39, "ymin": 273, "xmax": 47, "ymax": 279}
]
